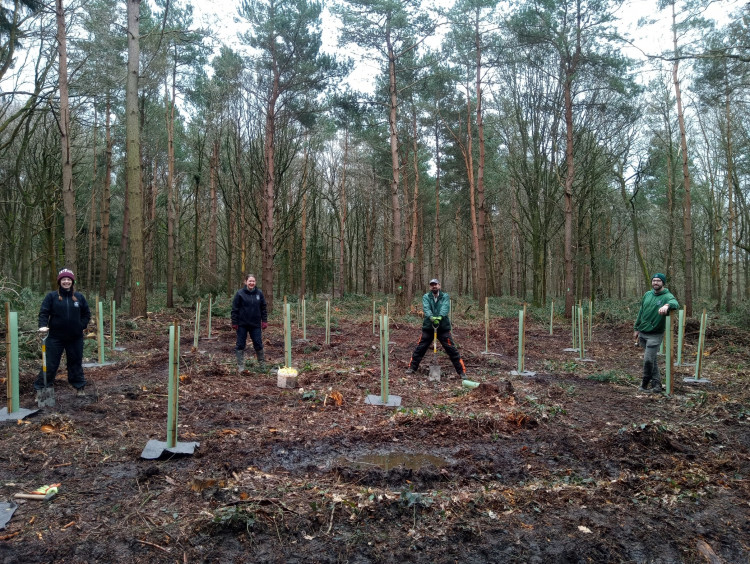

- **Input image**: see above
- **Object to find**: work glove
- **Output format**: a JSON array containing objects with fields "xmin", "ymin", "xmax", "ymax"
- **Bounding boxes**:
[
  {"xmin": 261, "ymin": 322, "xmax": 268, "ymax": 330},
  {"xmin": 431, "ymin": 316, "xmax": 441, "ymax": 327},
  {"xmin": 38, "ymin": 327, "xmax": 49, "ymax": 334},
  {"xmin": 232, "ymin": 324, "xmax": 238, "ymax": 331}
]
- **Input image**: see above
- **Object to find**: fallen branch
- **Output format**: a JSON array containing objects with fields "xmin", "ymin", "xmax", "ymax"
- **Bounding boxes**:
[{"xmin": 135, "ymin": 539, "xmax": 171, "ymax": 553}]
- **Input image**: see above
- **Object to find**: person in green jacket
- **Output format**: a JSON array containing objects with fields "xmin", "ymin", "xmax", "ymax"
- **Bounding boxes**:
[
  {"xmin": 406, "ymin": 279, "xmax": 466, "ymax": 377},
  {"xmin": 633, "ymin": 273, "xmax": 679, "ymax": 393}
]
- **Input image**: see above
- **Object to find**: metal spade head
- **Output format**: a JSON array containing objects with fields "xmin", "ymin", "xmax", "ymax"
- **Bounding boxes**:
[
  {"xmin": 36, "ymin": 387, "xmax": 55, "ymax": 408},
  {"xmin": 428, "ymin": 364, "xmax": 441, "ymax": 380}
]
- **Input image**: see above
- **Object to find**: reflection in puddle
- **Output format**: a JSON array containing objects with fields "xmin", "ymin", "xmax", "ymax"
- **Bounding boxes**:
[{"xmin": 336, "ymin": 452, "xmax": 448, "ymax": 471}]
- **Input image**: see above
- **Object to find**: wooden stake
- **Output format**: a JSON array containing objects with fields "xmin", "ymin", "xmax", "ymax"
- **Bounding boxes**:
[
  {"xmin": 549, "ymin": 299, "xmax": 554, "ymax": 336},
  {"xmin": 484, "ymin": 297, "xmax": 490, "ymax": 353},
  {"xmin": 665, "ymin": 310, "xmax": 675, "ymax": 394}
]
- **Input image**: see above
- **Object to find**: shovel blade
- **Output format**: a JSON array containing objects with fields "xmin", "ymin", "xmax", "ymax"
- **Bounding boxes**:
[
  {"xmin": 428, "ymin": 364, "xmax": 441, "ymax": 380},
  {"xmin": 36, "ymin": 388, "xmax": 55, "ymax": 408}
]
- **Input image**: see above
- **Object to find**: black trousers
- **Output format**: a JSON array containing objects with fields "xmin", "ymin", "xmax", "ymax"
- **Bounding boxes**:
[
  {"xmin": 35, "ymin": 335, "xmax": 86, "ymax": 390},
  {"xmin": 409, "ymin": 328, "xmax": 466, "ymax": 375}
]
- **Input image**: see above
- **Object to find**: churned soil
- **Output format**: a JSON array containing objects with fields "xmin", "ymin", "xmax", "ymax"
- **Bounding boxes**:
[{"xmin": 1, "ymin": 307, "xmax": 749, "ymax": 563}]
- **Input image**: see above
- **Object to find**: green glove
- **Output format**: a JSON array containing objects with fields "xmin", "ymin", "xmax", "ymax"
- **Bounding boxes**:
[{"xmin": 431, "ymin": 316, "xmax": 440, "ymax": 327}]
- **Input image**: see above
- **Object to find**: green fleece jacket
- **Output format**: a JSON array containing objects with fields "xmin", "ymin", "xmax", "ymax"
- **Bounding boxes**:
[
  {"xmin": 634, "ymin": 288, "xmax": 679, "ymax": 334},
  {"xmin": 422, "ymin": 291, "xmax": 451, "ymax": 331}
]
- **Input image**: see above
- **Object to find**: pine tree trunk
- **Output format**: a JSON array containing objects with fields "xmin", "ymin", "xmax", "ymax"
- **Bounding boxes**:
[
  {"xmin": 57, "ymin": 0, "xmax": 76, "ymax": 273},
  {"xmin": 98, "ymin": 97, "xmax": 112, "ymax": 299},
  {"xmin": 126, "ymin": 0, "xmax": 146, "ymax": 317},
  {"xmin": 672, "ymin": 2, "xmax": 693, "ymax": 316}
]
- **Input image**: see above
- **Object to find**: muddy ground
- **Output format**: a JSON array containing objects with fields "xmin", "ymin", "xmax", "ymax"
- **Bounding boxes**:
[{"xmin": 1, "ymin": 306, "xmax": 749, "ymax": 564}]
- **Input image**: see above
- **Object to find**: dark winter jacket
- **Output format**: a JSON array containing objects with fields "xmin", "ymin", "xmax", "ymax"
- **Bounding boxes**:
[
  {"xmin": 231, "ymin": 287, "xmax": 268, "ymax": 328},
  {"xmin": 634, "ymin": 288, "xmax": 679, "ymax": 334},
  {"xmin": 38, "ymin": 288, "xmax": 91, "ymax": 341},
  {"xmin": 422, "ymin": 291, "xmax": 452, "ymax": 331}
]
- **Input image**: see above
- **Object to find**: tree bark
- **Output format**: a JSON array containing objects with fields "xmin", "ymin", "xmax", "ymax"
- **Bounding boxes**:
[
  {"xmin": 126, "ymin": 0, "xmax": 146, "ymax": 316},
  {"xmin": 474, "ymin": 9, "xmax": 487, "ymax": 305},
  {"xmin": 725, "ymin": 89, "xmax": 734, "ymax": 313},
  {"xmin": 261, "ymin": 75, "xmax": 279, "ymax": 312},
  {"xmin": 165, "ymin": 76, "xmax": 175, "ymax": 307},
  {"xmin": 387, "ymin": 24, "xmax": 406, "ymax": 314},
  {"xmin": 56, "ymin": 0, "xmax": 76, "ymax": 274},
  {"xmin": 98, "ymin": 96, "xmax": 112, "ymax": 299},
  {"xmin": 671, "ymin": 1, "xmax": 693, "ymax": 316}
]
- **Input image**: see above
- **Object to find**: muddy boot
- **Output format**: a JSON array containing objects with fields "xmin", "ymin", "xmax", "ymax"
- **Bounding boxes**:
[
  {"xmin": 256, "ymin": 349, "xmax": 266, "ymax": 370},
  {"xmin": 637, "ymin": 376, "xmax": 651, "ymax": 393},
  {"xmin": 236, "ymin": 350, "xmax": 245, "ymax": 373},
  {"xmin": 650, "ymin": 376, "xmax": 664, "ymax": 393}
]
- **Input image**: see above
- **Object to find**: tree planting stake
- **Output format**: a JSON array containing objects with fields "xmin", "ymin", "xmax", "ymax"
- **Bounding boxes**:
[
  {"xmin": 549, "ymin": 300, "xmax": 554, "ymax": 335},
  {"xmin": 206, "ymin": 296, "xmax": 215, "ymax": 340},
  {"xmin": 110, "ymin": 300, "xmax": 125, "ymax": 351},
  {"xmin": 1, "ymin": 307, "xmax": 36, "ymax": 421},
  {"xmin": 366, "ymin": 313, "xmax": 400, "ymax": 407},
  {"xmin": 665, "ymin": 310, "xmax": 675, "ymax": 394},
  {"xmin": 83, "ymin": 302, "xmax": 115, "ymax": 368},
  {"xmin": 302, "ymin": 297, "xmax": 307, "ymax": 340},
  {"xmin": 564, "ymin": 304, "xmax": 580, "ymax": 353},
  {"xmin": 284, "ymin": 303, "xmax": 293, "ymax": 368},
  {"xmin": 97, "ymin": 301, "xmax": 105, "ymax": 364},
  {"xmin": 325, "ymin": 299, "xmax": 331, "ymax": 345},
  {"xmin": 193, "ymin": 299, "xmax": 202, "ymax": 349},
  {"xmin": 484, "ymin": 297, "xmax": 489, "ymax": 353},
  {"xmin": 578, "ymin": 303, "xmax": 585, "ymax": 360},
  {"xmin": 684, "ymin": 309, "xmax": 710, "ymax": 384},
  {"xmin": 510, "ymin": 309, "xmax": 535, "ymax": 377},
  {"xmin": 141, "ymin": 323, "xmax": 199, "ymax": 459},
  {"xmin": 676, "ymin": 308, "xmax": 686, "ymax": 365}
]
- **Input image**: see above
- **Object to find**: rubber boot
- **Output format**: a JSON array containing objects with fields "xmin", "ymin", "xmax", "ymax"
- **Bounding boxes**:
[
  {"xmin": 256, "ymin": 349, "xmax": 266, "ymax": 370},
  {"xmin": 650, "ymin": 372, "xmax": 664, "ymax": 393},
  {"xmin": 638, "ymin": 376, "xmax": 651, "ymax": 393},
  {"xmin": 236, "ymin": 350, "xmax": 245, "ymax": 373}
]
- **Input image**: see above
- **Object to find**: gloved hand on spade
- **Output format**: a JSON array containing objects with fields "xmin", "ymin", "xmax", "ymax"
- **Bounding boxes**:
[{"xmin": 430, "ymin": 316, "xmax": 442, "ymax": 327}]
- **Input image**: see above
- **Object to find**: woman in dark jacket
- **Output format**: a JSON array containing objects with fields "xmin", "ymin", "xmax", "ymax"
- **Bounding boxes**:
[{"xmin": 36, "ymin": 268, "xmax": 90, "ymax": 397}]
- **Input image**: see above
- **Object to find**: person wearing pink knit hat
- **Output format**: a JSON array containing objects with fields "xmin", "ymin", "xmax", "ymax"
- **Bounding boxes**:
[{"xmin": 35, "ymin": 268, "xmax": 91, "ymax": 399}]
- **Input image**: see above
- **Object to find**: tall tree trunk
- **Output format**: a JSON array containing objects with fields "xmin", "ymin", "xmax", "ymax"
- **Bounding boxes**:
[
  {"xmin": 563, "ymin": 65, "xmax": 576, "ymax": 318},
  {"xmin": 365, "ymin": 170, "xmax": 376, "ymax": 295},
  {"xmin": 126, "ymin": 0, "xmax": 146, "ymax": 316},
  {"xmin": 300, "ymin": 141, "xmax": 310, "ymax": 298},
  {"xmin": 387, "ymin": 27, "xmax": 405, "ymax": 314},
  {"xmin": 209, "ymin": 138, "xmax": 218, "ymax": 285},
  {"xmin": 433, "ymin": 116, "xmax": 441, "ymax": 279},
  {"xmin": 165, "ymin": 76, "xmax": 175, "ymax": 307},
  {"xmin": 87, "ymin": 108, "xmax": 98, "ymax": 290},
  {"xmin": 619, "ymin": 163, "xmax": 649, "ymax": 284},
  {"xmin": 406, "ymin": 109, "xmax": 419, "ymax": 303},
  {"xmin": 98, "ymin": 96, "xmax": 112, "ymax": 299},
  {"xmin": 113, "ymin": 178, "xmax": 129, "ymax": 305},
  {"xmin": 474, "ymin": 10, "xmax": 487, "ymax": 306},
  {"xmin": 672, "ymin": 1, "xmax": 693, "ymax": 315},
  {"xmin": 725, "ymin": 89, "xmax": 734, "ymax": 313},
  {"xmin": 56, "ymin": 0, "xmax": 76, "ymax": 273},
  {"xmin": 262, "ymin": 77, "xmax": 279, "ymax": 312},
  {"xmin": 144, "ymin": 160, "xmax": 157, "ymax": 291},
  {"xmin": 338, "ymin": 130, "xmax": 349, "ymax": 299}
]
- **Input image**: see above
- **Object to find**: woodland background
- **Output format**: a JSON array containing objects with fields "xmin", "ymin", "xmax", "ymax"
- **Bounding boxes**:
[{"xmin": 1, "ymin": 0, "xmax": 749, "ymax": 321}]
